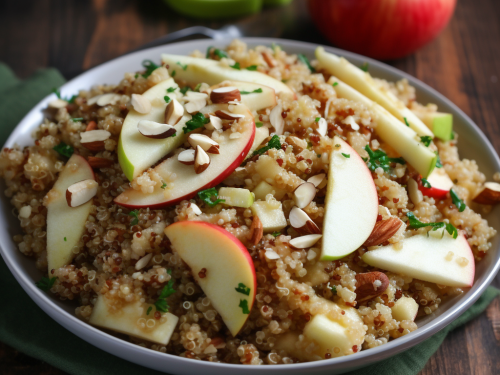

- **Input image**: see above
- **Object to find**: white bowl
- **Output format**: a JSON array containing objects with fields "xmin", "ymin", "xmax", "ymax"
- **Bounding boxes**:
[{"xmin": 1, "ymin": 38, "xmax": 499, "ymax": 375}]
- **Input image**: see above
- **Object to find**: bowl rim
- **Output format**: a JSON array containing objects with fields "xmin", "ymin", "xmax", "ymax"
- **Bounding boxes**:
[{"xmin": 1, "ymin": 37, "xmax": 499, "ymax": 374}]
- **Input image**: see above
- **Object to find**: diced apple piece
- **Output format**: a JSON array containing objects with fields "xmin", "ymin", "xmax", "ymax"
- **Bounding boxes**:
[
  {"xmin": 419, "ymin": 167, "xmax": 453, "ymax": 200},
  {"xmin": 218, "ymin": 187, "xmax": 254, "ymax": 208},
  {"xmin": 251, "ymin": 200, "xmax": 287, "ymax": 233},
  {"xmin": 413, "ymin": 111, "xmax": 453, "ymax": 141},
  {"xmin": 362, "ymin": 232, "xmax": 475, "ymax": 287},
  {"xmin": 46, "ymin": 155, "xmax": 95, "ymax": 273},
  {"xmin": 320, "ymin": 136, "xmax": 378, "ymax": 260},
  {"xmin": 117, "ymin": 78, "xmax": 190, "ymax": 180},
  {"xmin": 210, "ymin": 81, "xmax": 277, "ymax": 111},
  {"xmin": 246, "ymin": 125, "xmax": 270, "ymax": 159},
  {"xmin": 115, "ymin": 104, "xmax": 255, "ymax": 209},
  {"xmin": 254, "ymin": 155, "xmax": 285, "ymax": 183},
  {"xmin": 252, "ymin": 181, "xmax": 286, "ymax": 200},
  {"xmin": 329, "ymin": 77, "xmax": 437, "ymax": 178},
  {"xmin": 164, "ymin": 221, "xmax": 256, "ymax": 336},
  {"xmin": 89, "ymin": 294, "xmax": 178, "ymax": 345},
  {"xmin": 316, "ymin": 47, "xmax": 433, "ymax": 137},
  {"xmin": 162, "ymin": 54, "xmax": 294, "ymax": 96},
  {"xmin": 391, "ymin": 296, "xmax": 419, "ymax": 322}
]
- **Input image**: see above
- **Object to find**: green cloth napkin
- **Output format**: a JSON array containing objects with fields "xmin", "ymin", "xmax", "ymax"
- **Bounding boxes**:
[{"xmin": 0, "ymin": 63, "xmax": 499, "ymax": 375}]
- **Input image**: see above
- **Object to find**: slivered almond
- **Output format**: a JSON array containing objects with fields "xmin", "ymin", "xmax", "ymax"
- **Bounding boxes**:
[
  {"xmin": 85, "ymin": 121, "xmax": 97, "ymax": 131},
  {"xmin": 184, "ymin": 92, "xmax": 208, "ymax": 113},
  {"xmin": 473, "ymin": 182, "xmax": 500, "ymax": 205},
  {"xmin": 138, "ymin": 120, "xmax": 176, "ymax": 139},
  {"xmin": 188, "ymin": 134, "xmax": 220, "ymax": 154},
  {"xmin": 48, "ymin": 99, "xmax": 68, "ymax": 109},
  {"xmin": 210, "ymin": 87, "xmax": 241, "ymax": 104},
  {"xmin": 80, "ymin": 130, "xmax": 111, "ymax": 152},
  {"xmin": 355, "ymin": 272, "xmax": 389, "ymax": 302},
  {"xmin": 194, "ymin": 145, "xmax": 210, "ymax": 174},
  {"xmin": 307, "ymin": 174, "xmax": 326, "ymax": 189},
  {"xmin": 363, "ymin": 217, "xmax": 402, "ymax": 247},
  {"xmin": 249, "ymin": 215, "xmax": 264, "ymax": 245},
  {"xmin": 66, "ymin": 179, "xmax": 98, "ymax": 207},
  {"xmin": 289, "ymin": 234, "xmax": 322, "ymax": 249},
  {"xmin": 178, "ymin": 149, "xmax": 195, "ymax": 165},
  {"xmin": 164, "ymin": 99, "xmax": 184, "ymax": 125},
  {"xmin": 206, "ymin": 115, "xmax": 223, "ymax": 130},
  {"xmin": 131, "ymin": 94, "xmax": 151, "ymax": 114},
  {"xmin": 285, "ymin": 135, "xmax": 307, "ymax": 153},
  {"xmin": 96, "ymin": 93, "xmax": 121, "ymax": 107},
  {"xmin": 262, "ymin": 51, "xmax": 276, "ymax": 68},
  {"xmin": 87, "ymin": 156, "xmax": 114, "ymax": 168},
  {"xmin": 293, "ymin": 182, "xmax": 316, "ymax": 209},
  {"xmin": 214, "ymin": 110, "xmax": 244, "ymax": 121},
  {"xmin": 270, "ymin": 104, "xmax": 284, "ymax": 135},
  {"xmin": 316, "ymin": 117, "xmax": 327, "ymax": 137},
  {"xmin": 289, "ymin": 207, "xmax": 321, "ymax": 234}
]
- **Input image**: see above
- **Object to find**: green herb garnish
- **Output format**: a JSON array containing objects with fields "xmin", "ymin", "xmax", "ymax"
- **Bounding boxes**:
[
  {"xmin": 194, "ymin": 83, "xmax": 202, "ymax": 92},
  {"xmin": 167, "ymin": 87, "xmax": 176, "ymax": 93},
  {"xmin": 421, "ymin": 178, "xmax": 431, "ymax": 188},
  {"xmin": 363, "ymin": 145, "xmax": 405, "ymax": 172},
  {"xmin": 341, "ymin": 153, "xmax": 350, "ymax": 158},
  {"xmin": 198, "ymin": 188, "xmax": 225, "ymax": 208},
  {"xmin": 307, "ymin": 141, "xmax": 313, "ymax": 150},
  {"xmin": 406, "ymin": 212, "xmax": 458, "ymax": 239},
  {"xmin": 154, "ymin": 276, "xmax": 176, "ymax": 313},
  {"xmin": 255, "ymin": 122, "xmax": 264, "ymax": 128},
  {"xmin": 180, "ymin": 86, "xmax": 191, "ymax": 95},
  {"xmin": 64, "ymin": 237, "xmax": 67, "ymax": 242},
  {"xmin": 298, "ymin": 53, "xmax": 315, "ymax": 73},
  {"xmin": 332, "ymin": 82, "xmax": 338, "ymax": 87},
  {"xmin": 52, "ymin": 88, "xmax": 61, "ymax": 99},
  {"xmin": 420, "ymin": 136, "xmax": 432, "ymax": 147},
  {"xmin": 161, "ymin": 182, "xmax": 167, "ymax": 189},
  {"xmin": 360, "ymin": 62, "xmax": 369, "ymax": 72},
  {"xmin": 251, "ymin": 135, "xmax": 281, "ymax": 157},
  {"xmin": 171, "ymin": 70, "xmax": 176, "ymax": 77},
  {"xmin": 129, "ymin": 210, "xmax": 139, "ymax": 226},
  {"xmin": 435, "ymin": 152, "xmax": 443, "ymax": 168},
  {"xmin": 272, "ymin": 231, "xmax": 281, "ymax": 237},
  {"xmin": 146, "ymin": 306, "xmax": 152, "ymax": 315},
  {"xmin": 315, "ymin": 117, "xmax": 321, "ymax": 122},
  {"xmin": 331, "ymin": 285, "xmax": 337, "ymax": 295},
  {"xmin": 142, "ymin": 60, "xmax": 160, "ymax": 78},
  {"xmin": 164, "ymin": 95, "xmax": 171, "ymax": 103},
  {"xmin": 239, "ymin": 299, "xmax": 250, "ymax": 314},
  {"xmin": 230, "ymin": 62, "xmax": 241, "ymax": 70},
  {"xmin": 134, "ymin": 73, "xmax": 139, "ymax": 78},
  {"xmin": 206, "ymin": 46, "xmax": 228, "ymax": 59},
  {"xmin": 52, "ymin": 87, "xmax": 76, "ymax": 103},
  {"xmin": 183, "ymin": 113, "xmax": 210, "ymax": 134},
  {"xmin": 404, "ymin": 117, "xmax": 410, "ymax": 127},
  {"xmin": 246, "ymin": 65, "xmax": 258, "ymax": 71},
  {"xmin": 235, "ymin": 283, "xmax": 251, "ymax": 296},
  {"xmin": 450, "ymin": 189, "xmax": 466, "ymax": 212},
  {"xmin": 177, "ymin": 62, "xmax": 188, "ymax": 71},
  {"xmin": 36, "ymin": 277, "xmax": 56, "ymax": 291},
  {"xmin": 240, "ymin": 88, "xmax": 263, "ymax": 95},
  {"xmin": 53, "ymin": 142, "xmax": 74, "ymax": 158},
  {"xmin": 71, "ymin": 117, "xmax": 84, "ymax": 122}
]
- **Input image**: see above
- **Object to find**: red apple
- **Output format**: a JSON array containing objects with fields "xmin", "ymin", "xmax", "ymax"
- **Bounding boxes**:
[
  {"xmin": 308, "ymin": 0, "xmax": 457, "ymax": 59},
  {"xmin": 418, "ymin": 167, "xmax": 453, "ymax": 200}
]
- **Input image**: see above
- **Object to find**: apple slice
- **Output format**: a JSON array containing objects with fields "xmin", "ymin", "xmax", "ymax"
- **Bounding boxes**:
[
  {"xmin": 316, "ymin": 47, "xmax": 433, "ymax": 138},
  {"xmin": 115, "ymin": 104, "xmax": 255, "ymax": 209},
  {"xmin": 89, "ymin": 294, "xmax": 178, "ymax": 345},
  {"xmin": 117, "ymin": 77, "xmax": 190, "ymax": 181},
  {"xmin": 218, "ymin": 187, "xmax": 254, "ymax": 208},
  {"xmin": 252, "ymin": 180, "xmax": 286, "ymax": 200},
  {"xmin": 246, "ymin": 125, "xmax": 269, "ymax": 159},
  {"xmin": 320, "ymin": 136, "xmax": 378, "ymax": 261},
  {"xmin": 251, "ymin": 200, "xmax": 287, "ymax": 233},
  {"xmin": 362, "ymin": 232, "xmax": 475, "ymax": 287},
  {"xmin": 161, "ymin": 54, "xmax": 294, "ymax": 96},
  {"xmin": 164, "ymin": 221, "xmax": 256, "ymax": 336},
  {"xmin": 419, "ymin": 167, "xmax": 453, "ymax": 200},
  {"xmin": 209, "ymin": 81, "xmax": 277, "ymax": 111},
  {"xmin": 45, "ymin": 155, "xmax": 95, "ymax": 273},
  {"xmin": 413, "ymin": 110, "xmax": 453, "ymax": 141},
  {"xmin": 391, "ymin": 296, "xmax": 419, "ymax": 322}
]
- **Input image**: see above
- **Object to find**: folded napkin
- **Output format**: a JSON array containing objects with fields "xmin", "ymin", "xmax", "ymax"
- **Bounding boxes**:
[{"xmin": 0, "ymin": 63, "xmax": 498, "ymax": 375}]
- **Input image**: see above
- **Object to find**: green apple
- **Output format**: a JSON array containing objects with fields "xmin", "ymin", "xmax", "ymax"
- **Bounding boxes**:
[
  {"xmin": 164, "ymin": 0, "xmax": 262, "ymax": 19},
  {"xmin": 252, "ymin": 180, "xmax": 286, "ymax": 200},
  {"xmin": 320, "ymin": 136, "xmax": 378, "ymax": 261},
  {"xmin": 218, "ymin": 187, "xmax": 254, "ymax": 208},
  {"xmin": 414, "ymin": 111, "xmax": 453, "ymax": 141},
  {"xmin": 316, "ymin": 47, "xmax": 433, "ymax": 138},
  {"xmin": 161, "ymin": 54, "xmax": 294, "ymax": 96},
  {"xmin": 250, "ymin": 200, "xmax": 287, "ymax": 233},
  {"xmin": 247, "ymin": 126, "xmax": 269, "ymax": 159},
  {"xmin": 89, "ymin": 294, "xmax": 178, "ymax": 345},
  {"xmin": 391, "ymin": 296, "xmax": 419, "ymax": 322},
  {"xmin": 210, "ymin": 81, "xmax": 277, "ymax": 112},
  {"xmin": 46, "ymin": 154, "xmax": 95, "ymax": 273},
  {"xmin": 164, "ymin": 221, "xmax": 256, "ymax": 336}
]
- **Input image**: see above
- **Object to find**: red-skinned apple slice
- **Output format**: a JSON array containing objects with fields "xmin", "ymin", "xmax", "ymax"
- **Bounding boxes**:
[
  {"xmin": 45, "ymin": 154, "xmax": 95, "ymax": 273},
  {"xmin": 164, "ymin": 221, "xmax": 256, "ymax": 336},
  {"xmin": 418, "ymin": 167, "xmax": 453, "ymax": 200},
  {"xmin": 115, "ymin": 104, "xmax": 255, "ymax": 209}
]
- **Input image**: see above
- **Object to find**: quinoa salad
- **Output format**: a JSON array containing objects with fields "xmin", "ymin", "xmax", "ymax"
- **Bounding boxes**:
[{"xmin": 1, "ymin": 40, "xmax": 499, "ymax": 365}]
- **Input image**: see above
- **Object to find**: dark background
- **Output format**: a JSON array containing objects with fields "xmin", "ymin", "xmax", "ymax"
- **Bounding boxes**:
[{"xmin": 0, "ymin": 0, "xmax": 499, "ymax": 373}]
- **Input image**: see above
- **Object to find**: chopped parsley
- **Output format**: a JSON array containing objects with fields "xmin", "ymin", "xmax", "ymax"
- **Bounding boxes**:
[
  {"xmin": 239, "ymin": 299, "xmax": 250, "ymax": 314},
  {"xmin": 154, "ymin": 275, "xmax": 176, "ymax": 313},
  {"xmin": 52, "ymin": 88, "xmax": 61, "ymax": 99},
  {"xmin": 141, "ymin": 60, "xmax": 160, "ymax": 78},
  {"xmin": 52, "ymin": 88, "xmax": 77, "ymax": 103},
  {"xmin": 363, "ymin": 145, "xmax": 405, "ymax": 173},
  {"xmin": 450, "ymin": 189, "xmax": 466, "ymax": 212},
  {"xmin": 171, "ymin": 70, "xmax": 176, "ymax": 77},
  {"xmin": 135, "ymin": 73, "xmax": 139, "ymax": 78},
  {"xmin": 420, "ymin": 136, "xmax": 432, "ymax": 147},
  {"xmin": 235, "ymin": 283, "xmax": 251, "ymax": 296},
  {"xmin": 435, "ymin": 152, "xmax": 443, "ymax": 168},
  {"xmin": 272, "ymin": 231, "xmax": 281, "ymax": 237},
  {"xmin": 146, "ymin": 306, "xmax": 152, "ymax": 315},
  {"xmin": 194, "ymin": 83, "xmax": 202, "ymax": 92},
  {"xmin": 406, "ymin": 212, "xmax": 458, "ymax": 239},
  {"xmin": 164, "ymin": 95, "xmax": 171, "ymax": 103},
  {"xmin": 167, "ymin": 87, "xmax": 176, "ymax": 93},
  {"xmin": 255, "ymin": 122, "xmax": 264, "ymax": 128},
  {"xmin": 341, "ymin": 153, "xmax": 350, "ymax": 158},
  {"xmin": 315, "ymin": 117, "xmax": 321, "ymax": 122},
  {"xmin": 71, "ymin": 117, "xmax": 83, "ymax": 122},
  {"xmin": 64, "ymin": 237, "xmax": 67, "ymax": 242},
  {"xmin": 246, "ymin": 65, "xmax": 258, "ymax": 71},
  {"xmin": 332, "ymin": 82, "xmax": 338, "ymax": 87},
  {"xmin": 251, "ymin": 135, "xmax": 281, "ymax": 157},
  {"xmin": 421, "ymin": 178, "xmax": 432, "ymax": 188},
  {"xmin": 307, "ymin": 141, "xmax": 313, "ymax": 149},
  {"xmin": 240, "ymin": 88, "xmax": 263, "ymax": 95},
  {"xmin": 230, "ymin": 62, "xmax": 241, "ymax": 70},
  {"xmin": 177, "ymin": 62, "xmax": 188, "ymax": 70},
  {"xmin": 53, "ymin": 142, "xmax": 74, "ymax": 158},
  {"xmin": 180, "ymin": 86, "xmax": 191, "ymax": 95},
  {"xmin": 36, "ymin": 277, "xmax": 56, "ymax": 291},
  {"xmin": 160, "ymin": 182, "xmax": 167, "ymax": 189},
  {"xmin": 198, "ymin": 188, "xmax": 225, "ymax": 207},
  {"xmin": 404, "ymin": 117, "xmax": 410, "ymax": 127},
  {"xmin": 206, "ymin": 46, "xmax": 228, "ymax": 59},
  {"xmin": 298, "ymin": 53, "xmax": 315, "ymax": 73},
  {"xmin": 360, "ymin": 62, "xmax": 369, "ymax": 72},
  {"xmin": 183, "ymin": 113, "xmax": 210, "ymax": 134},
  {"xmin": 129, "ymin": 209, "xmax": 139, "ymax": 226},
  {"xmin": 331, "ymin": 285, "xmax": 337, "ymax": 295}
]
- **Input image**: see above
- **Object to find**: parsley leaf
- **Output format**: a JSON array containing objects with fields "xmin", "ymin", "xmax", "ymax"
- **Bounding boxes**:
[
  {"xmin": 180, "ymin": 86, "xmax": 191, "ymax": 95},
  {"xmin": 142, "ymin": 60, "xmax": 160, "ymax": 78},
  {"xmin": 177, "ymin": 62, "xmax": 188, "ymax": 71},
  {"xmin": 230, "ymin": 62, "xmax": 241, "ymax": 70},
  {"xmin": 363, "ymin": 145, "xmax": 405, "ymax": 172},
  {"xmin": 171, "ymin": 70, "xmax": 176, "ymax": 77},
  {"xmin": 194, "ymin": 83, "xmax": 201, "ymax": 92},
  {"xmin": 332, "ymin": 82, "xmax": 338, "ymax": 87},
  {"xmin": 129, "ymin": 209, "xmax": 139, "ymax": 226},
  {"xmin": 154, "ymin": 276, "xmax": 176, "ymax": 313},
  {"xmin": 164, "ymin": 95, "xmax": 171, "ymax": 103},
  {"xmin": 71, "ymin": 117, "xmax": 83, "ymax": 122},
  {"xmin": 255, "ymin": 122, "xmax": 264, "ymax": 128},
  {"xmin": 240, "ymin": 88, "xmax": 263, "ymax": 95},
  {"xmin": 67, "ymin": 95, "xmax": 78, "ymax": 104},
  {"xmin": 146, "ymin": 306, "xmax": 152, "ymax": 315},
  {"xmin": 298, "ymin": 53, "xmax": 315, "ymax": 73},
  {"xmin": 272, "ymin": 231, "xmax": 281, "ymax": 237},
  {"xmin": 183, "ymin": 113, "xmax": 210, "ymax": 134},
  {"xmin": 246, "ymin": 65, "xmax": 258, "ymax": 71},
  {"xmin": 52, "ymin": 88, "xmax": 61, "ymax": 99},
  {"xmin": 198, "ymin": 188, "xmax": 225, "ymax": 207},
  {"xmin": 206, "ymin": 46, "xmax": 228, "ymax": 59},
  {"xmin": 161, "ymin": 182, "xmax": 167, "ymax": 189},
  {"xmin": 53, "ymin": 142, "xmax": 74, "ymax": 158},
  {"xmin": 406, "ymin": 212, "xmax": 458, "ymax": 239},
  {"xmin": 341, "ymin": 153, "xmax": 350, "ymax": 158},
  {"xmin": 420, "ymin": 136, "xmax": 432, "ymax": 147},
  {"xmin": 315, "ymin": 117, "xmax": 320, "ymax": 122},
  {"xmin": 450, "ymin": 189, "xmax": 466, "ymax": 212},
  {"xmin": 404, "ymin": 117, "xmax": 410, "ymax": 127},
  {"xmin": 64, "ymin": 237, "xmax": 67, "ymax": 242},
  {"xmin": 36, "ymin": 277, "xmax": 57, "ymax": 291},
  {"xmin": 252, "ymin": 135, "xmax": 281, "ymax": 157},
  {"xmin": 435, "ymin": 152, "xmax": 443, "ymax": 168},
  {"xmin": 235, "ymin": 283, "xmax": 251, "ymax": 296},
  {"xmin": 421, "ymin": 178, "xmax": 432, "ymax": 188},
  {"xmin": 167, "ymin": 87, "xmax": 176, "ymax": 93},
  {"xmin": 331, "ymin": 285, "xmax": 337, "ymax": 295},
  {"xmin": 239, "ymin": 299, "xmax": 250, "ymax": 314},
  {"xmin": 360, "ymin": 62, "xmax": 369, "ymax": 72}
]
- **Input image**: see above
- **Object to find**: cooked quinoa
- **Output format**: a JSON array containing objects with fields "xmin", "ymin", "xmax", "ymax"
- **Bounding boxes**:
[{"xmin": 0, "ymin": 39, "xmax": 497, "ymax": 364}]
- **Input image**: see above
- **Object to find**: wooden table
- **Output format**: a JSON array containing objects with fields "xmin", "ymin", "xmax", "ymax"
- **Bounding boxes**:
[{"xmin": 1, "ymin": 0, "xmax": 499, "ymax": 373}]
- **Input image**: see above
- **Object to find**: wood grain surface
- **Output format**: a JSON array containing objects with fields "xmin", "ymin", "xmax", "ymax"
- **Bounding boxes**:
[{"xmin": 0, "ymin": 0, "xmax": 499, "ymax": 373}]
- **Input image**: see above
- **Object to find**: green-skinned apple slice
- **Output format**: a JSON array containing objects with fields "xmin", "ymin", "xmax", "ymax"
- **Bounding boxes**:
[
  {"xmin": 209, "ymin": 81, "xmax": 277, "ymax": 111},
  {"xmin": 316, "ymin": 47, "xmax": 433, "ymax": 138},
  {"xmin": 45, "ymin": 154, "xmax": 95, "ymax": 273},
  {"xmin": 320, "ymin": 136, "xmax": 378, "ymax": 261},
  {"xmin": 329, "ymin": 77, "xmax": 437, "ymax": 178},
  {"xmin": 164, "ymin": 221, "xmax": 256, "ymax": 336},
  {"xmin": 362, "ymin": 231, "xmax": 474, "ymax": 287},
  {"xmin": 161, "ymin": 54, "xmax": 294, "ymax": 96},
  {"xmin": 117, "ymin": 77, "xmax": 190, "ymax": 181},
  {"xmin": 247, "ymin": 125, "xmax": 269, "ymax": 159},
  {"xmin": 413, "ymin": 110, "xmax": 453, "ymax": 141},
  {"xmin": 89, "ymin": 294, "xmax": 178, "ymax": 345},
  {"xmin": 114, "ymin": 104, "xmax": 255, "ymax": 209}
]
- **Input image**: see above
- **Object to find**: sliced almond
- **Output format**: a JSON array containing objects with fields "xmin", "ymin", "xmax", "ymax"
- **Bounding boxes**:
[
  {"xmin": 86, "ymin": 95, "xmax": 102, "ymax": 106},
  {"xmin": 87, "ymin": 156, "xmax": 114, "ymax": 168},
  {"xmin": 293, "ymin": 182, "xmax": 316, "ymax": 209},
  {"xmin": 48, "ymin": 99, "xmax": 68, "ymax": 109},
  {"xmin": 131, "ymin": 94, "xmax": 151, "ymax": 114},
  {"xmin": 96, "ymin": 93, "xmax": 121, "ymax": 107},
  {"xmin": 316, "ymin": 117, "xmax": 327, "ymax": 137},
  {"xmin": 270, "ymin": 104, "xmax": 284, "ymax": 135},
  {"xmin": 164, "ymin": 99, "xmax": 184, "ymax": 125},
  {"xmin": 210, "ymin": 87, "xmax": 241, "ymax": 104},
  {"xmin": 249, "ymin": 215, "xmax": 264, "ymax": 245},
  {"xmin": 184, "ymin": 92, "xmax": 208, "ymax": 113},
  {"xmin": 188, "ymin": 134, "xmax": 220, "ymax": 154},
  {"xmin": 194, "ymin": 145, "xmax": 210, "ymax": 174},
  {"xmin": 363, "ymin": 217, "xmax": 403, "ymax": 247},
  {"xmin": 66, "ymin": 179, "xmax": 98, "ymax": 207},
  {"xmin": 473, "ymin": 182, "xmax": 500, "ymax": 205},
  {"xmin": 285, "ymin": 135, "xmax": 307, "ymax": 153},
  {"xmin": 206, "ymin": 115, "xmax": 223, "ymax": 130},
  {"xmin": 178, "ymin": 149, "xmax": 195, "ymax": 165},
  {"xmin": 289, "ymin": 206, "xmax": 321, "ymax": 234},
  {"xmin": 138, "ymin": 120, "xmax": 176, "ymax": 139},
  {"xmin": 189, "ymin": 202, "xmax": 202, "ymax": 215},
  {"xmin": 289, "ymin": 234, "xmax": 322, "ymax": 249},
  {"xmin": 80, "ymin": 130, "xmax": 111, "ymax": 152},
  {"xmin": 214, "ymin": 110, "xmax": 245, "ymax": 121},
  {"xmin": 135, "ymin": 253, "xmax": 153, "ymax": 271},
  {"xmin": 408, "ymin": 178, "xmax": 423, "ymax": 205},
  {"xmin": 307, "ymin": 174, "xmax": 326, "ymax": 188}
]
